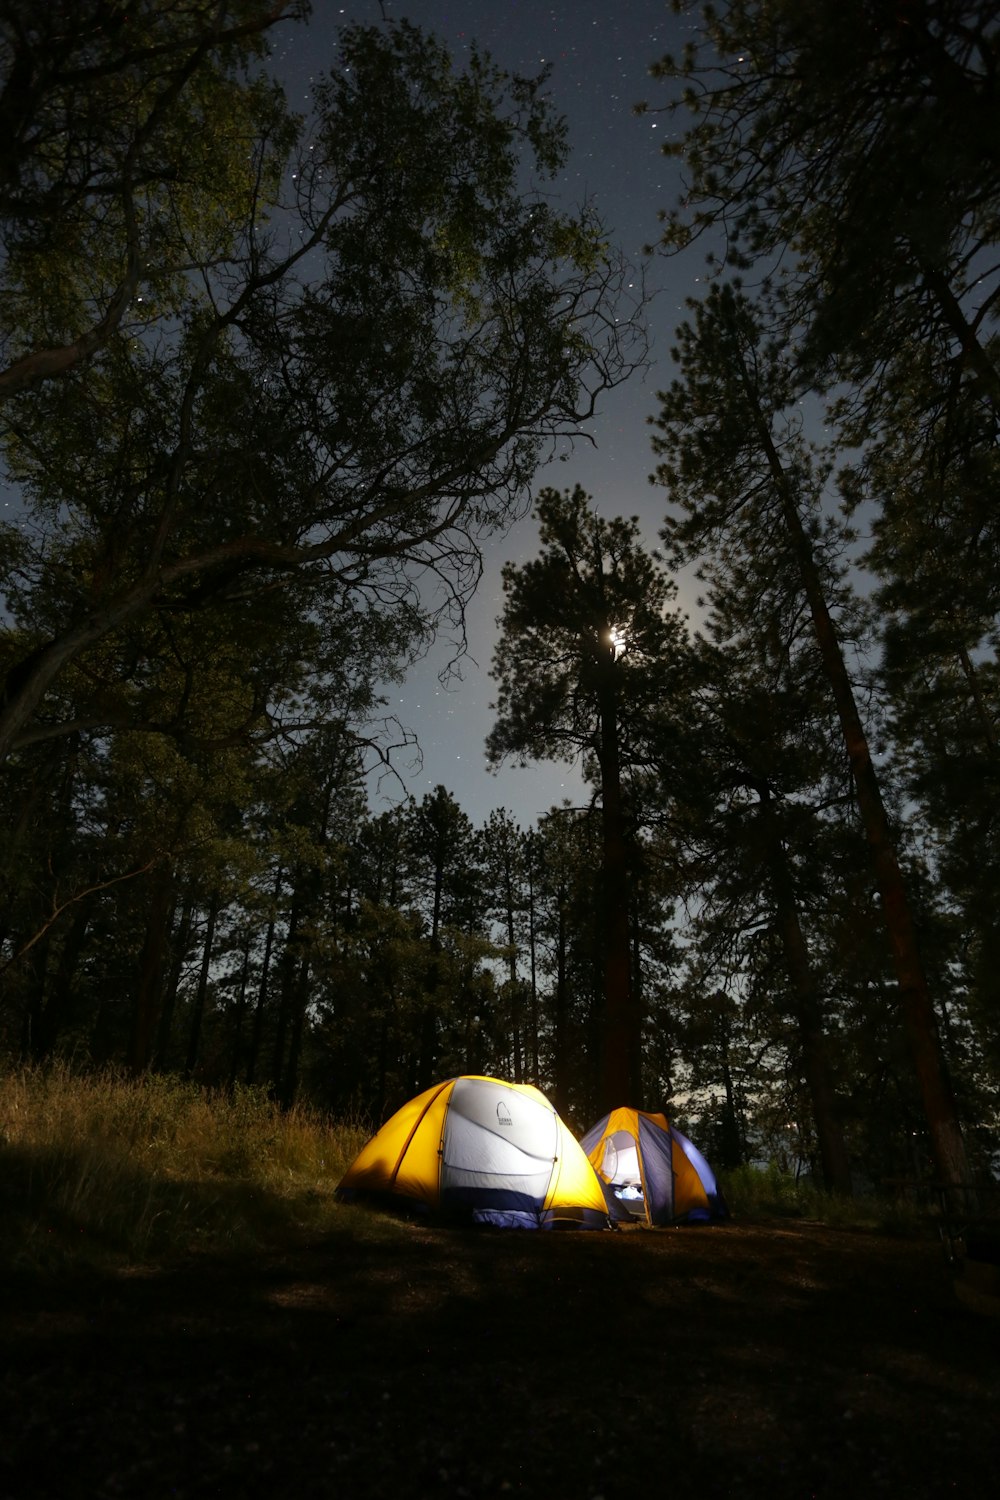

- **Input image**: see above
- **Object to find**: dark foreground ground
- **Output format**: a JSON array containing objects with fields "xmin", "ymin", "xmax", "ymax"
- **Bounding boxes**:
[{"xmin": 1, "ymin": 1214, "xmax": 997, "ymax": 1500}]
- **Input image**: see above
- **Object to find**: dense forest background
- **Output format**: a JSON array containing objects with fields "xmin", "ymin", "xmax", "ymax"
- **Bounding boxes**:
[{"xmin": 1, "ymin": 1, "xmax": 998, "ymax": 1200}]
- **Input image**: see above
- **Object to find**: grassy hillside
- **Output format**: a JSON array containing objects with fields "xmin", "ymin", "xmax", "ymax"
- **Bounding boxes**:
[
  {"xmin": 0, "ymin": 1063, "xmax": 372, "ymax": 1271},
  {"xmin": 1, "ymin": 1064, "xmax": 934, "ymax": 1277},
  {"xmin": 4, "ymin": 1065, "xmax": 997, "ymax": 1498}
]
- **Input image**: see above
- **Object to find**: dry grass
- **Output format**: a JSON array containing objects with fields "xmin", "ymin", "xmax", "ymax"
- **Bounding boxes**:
[
  {"xmin": 0, "ymin": 1063, "xmax": 371, "ymax": 1269},
  {"xmin": 2, "ymin": 1064, "xmax": 941, "ymax": 1277}
]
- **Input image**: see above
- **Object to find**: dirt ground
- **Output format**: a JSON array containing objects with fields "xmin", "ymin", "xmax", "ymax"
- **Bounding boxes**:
[{"xmin": 1, "ymin": 1214, "xmax": 997, "ymax": 1500}]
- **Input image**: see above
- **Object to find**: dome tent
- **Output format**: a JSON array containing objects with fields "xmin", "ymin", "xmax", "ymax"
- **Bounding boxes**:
[
  {"xmin": 336, "ymin": 1075, "xmax": 611, "ymax": 1229},
  {"xmin": 580, "ymin": 1107, "xmax": 728, "ymax": 1227}
]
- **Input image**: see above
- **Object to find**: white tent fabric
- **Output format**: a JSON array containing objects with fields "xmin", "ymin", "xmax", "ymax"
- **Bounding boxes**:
[{"xmin": 442, "ymin": 1077, "xmax": 558, "ymax": 1199}]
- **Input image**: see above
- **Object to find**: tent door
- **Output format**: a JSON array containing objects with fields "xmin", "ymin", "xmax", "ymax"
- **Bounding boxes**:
[{"xmin": 600, "ymin": 1131, "xmax": 647, "ymax": 1218}]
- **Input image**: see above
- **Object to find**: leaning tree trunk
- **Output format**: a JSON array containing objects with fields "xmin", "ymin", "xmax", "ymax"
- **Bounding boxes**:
[{"xmin": 752, "ymin": 402, "xmax": 974, "ymax": 1206}]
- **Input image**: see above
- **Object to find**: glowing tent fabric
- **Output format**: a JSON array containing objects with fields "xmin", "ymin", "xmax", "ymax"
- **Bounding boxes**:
[
  {"xmin": 336, "ymin": 1075, "xmax": 611, "ymax": 1230},
  {"xmin": 580, "ymin": 1107, "xmax": 728, "ymax": 1227}
]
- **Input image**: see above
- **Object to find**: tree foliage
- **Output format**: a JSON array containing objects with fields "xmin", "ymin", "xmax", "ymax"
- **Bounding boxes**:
[
  {"xmin": 0, "ymin": 0, "xmax": 302, "ymax": 397},
  {"xmin": 645, "ymin": 2, "xmax": 1000, "ymax": 1189},
  {"xmin": 0, "ymin": 12, "xmax": 643, "ymax": 764},
  {"xmin": 650, "ymin": 0, "xmax": 1000, "ymax": 394}
]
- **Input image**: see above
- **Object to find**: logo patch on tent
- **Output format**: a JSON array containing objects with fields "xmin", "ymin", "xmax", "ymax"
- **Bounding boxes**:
[{"xmin": 496, "ymin": 1101, "xmax": 512, "ymax": 1127}]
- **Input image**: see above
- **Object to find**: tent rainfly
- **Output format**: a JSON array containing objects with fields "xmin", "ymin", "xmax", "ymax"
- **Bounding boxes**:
[
  {"xmin": 336, "ymin": 1075, "xmax": 611, "ymax": 1229},
  {"xmin": 580, "ymin": 1107, "xmax": 729, "ymax": 1227}
]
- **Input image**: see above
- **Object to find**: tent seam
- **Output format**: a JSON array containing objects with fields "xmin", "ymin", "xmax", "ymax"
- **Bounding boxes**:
[{"xmin": 388, "ymin": 1078, "xmax": 452, "ymax": 1189}]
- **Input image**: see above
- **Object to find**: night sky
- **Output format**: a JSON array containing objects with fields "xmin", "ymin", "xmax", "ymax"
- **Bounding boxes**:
[{"xmin": 272, "ymin": 0, "xmax": 706, "ymax": 827}]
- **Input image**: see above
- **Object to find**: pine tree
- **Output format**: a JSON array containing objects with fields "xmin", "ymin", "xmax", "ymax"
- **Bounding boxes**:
[
  {"xmin": 652, "ymin": 282, "xmax": 975, "ymax": 1201},
  {"xmin": 488, "ymin": 484, "xmax": 693, "ymax": 1108}
]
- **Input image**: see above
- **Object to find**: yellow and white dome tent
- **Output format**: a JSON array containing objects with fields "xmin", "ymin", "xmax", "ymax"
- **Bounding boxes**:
[{"xmin": 336, "ymin": 1075, "xmax": 611, "ymax": 1229}]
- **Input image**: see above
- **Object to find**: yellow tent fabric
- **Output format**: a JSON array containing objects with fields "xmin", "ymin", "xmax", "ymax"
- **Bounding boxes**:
[{"xmin": 337, "ymin": 1075, "xmax": 610, "ymax": 1229}]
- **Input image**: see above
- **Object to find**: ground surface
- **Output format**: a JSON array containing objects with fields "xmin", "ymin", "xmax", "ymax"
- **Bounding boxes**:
[{"xmin": 2, "ymin": 1214, "xmax": 997, "ymax": 1499}]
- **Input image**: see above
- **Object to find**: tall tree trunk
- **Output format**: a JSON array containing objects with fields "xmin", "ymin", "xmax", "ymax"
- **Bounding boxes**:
[
  {"xmin": 18, "ymin": 928, "xmax": 50, "ymax": 1061},
  {"xmin": 271, "ymin": 885, "xmax": 302, "ymax": 1095},
  {"xmin": 415, "ymin": 850, "xmax": 444, "ymax": 1092},
  {"xmin": 956, "ymin": 639, "xmax": 998, "ymax": 753},
  {"xmin": 278, "ymin": 955, "xmax": 310, "ymax": 1110},
  {"xmin": 375, "ymin": 1004, "xmax": 391, "ymax": 1124},
  {"xmin": 184, "ymin": 893, "xmax": 219, "ymax": 1079},
  {"xmin": 128, "ymin": 865, "xmax": 174, "ymax": 1074},
  {"xmin": 756, "ymin": 785, "xmax": 853, "ymax": 1195},
  {"xmin": 246, "ymin": 867, "xmax": 282, "ymax": 1086},
  {"xmin": 595, "ymin": 654, "xmax": 640, "ymax": 1109},
  {"xmin": 154, "ymin": 896, "xmax": 193, "ymax": 1071},
  {"xmin": 227, "ymin": 936, "xmax": 252, "ymax": 1092},
  {"xmin": 527, "ymin": 836, "xmax": 540, "ymax": 1081},
  {"xmin": 714, "ymin": 1003, "xmax": 745, "ymax": 1170},
  {"xmin": 0, "ymin": 772, "xmax": 48, "ymax": 955},
  {"xmin": 552, "ymin": 886, "xmax": 570, "ymax": 1119},
  {"xmin": 502, "ymin": 859, "xmax": 523, "ymax": 1084},
  {"xmin": 751, "ymin": 397, "xmax": 973, "ymax": 1203},
  {"xmin": 630, "ymin": 883, "xmax": 645, "ymax": 1106},
  {"xmin": 33, "ymin": 898, "xmax": 92, "ymax": 1060}
]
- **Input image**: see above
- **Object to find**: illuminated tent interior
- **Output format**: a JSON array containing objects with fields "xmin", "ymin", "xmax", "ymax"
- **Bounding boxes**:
[
  {"xmin": 336, "ymin": 1075, "xmax": 611, "ymax": 1229},
  {"xmin": 580, "ymin": 1107, "xmax": 729, "ymax": 1227}
]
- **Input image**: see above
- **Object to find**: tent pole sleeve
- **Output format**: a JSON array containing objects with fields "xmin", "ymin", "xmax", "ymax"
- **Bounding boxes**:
[{"xmin": 388, "ymin": 1080, "xmax": 452, "ymax": 1188}]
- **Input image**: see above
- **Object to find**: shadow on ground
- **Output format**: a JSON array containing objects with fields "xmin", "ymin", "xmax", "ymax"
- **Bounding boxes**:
[{"xmin": 2, "ymin": 1217, "xmax": 996, "ymax": 1498}]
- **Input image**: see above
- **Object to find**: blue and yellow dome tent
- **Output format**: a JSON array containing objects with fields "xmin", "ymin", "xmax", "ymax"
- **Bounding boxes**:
[
  {"xmin": 336, "ymin": 1075, "xmax": 611, "ymax": 1229},
  {"xmin": 580, "ymin": 1107, "xmax": 729, "ymax": 1226}
]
